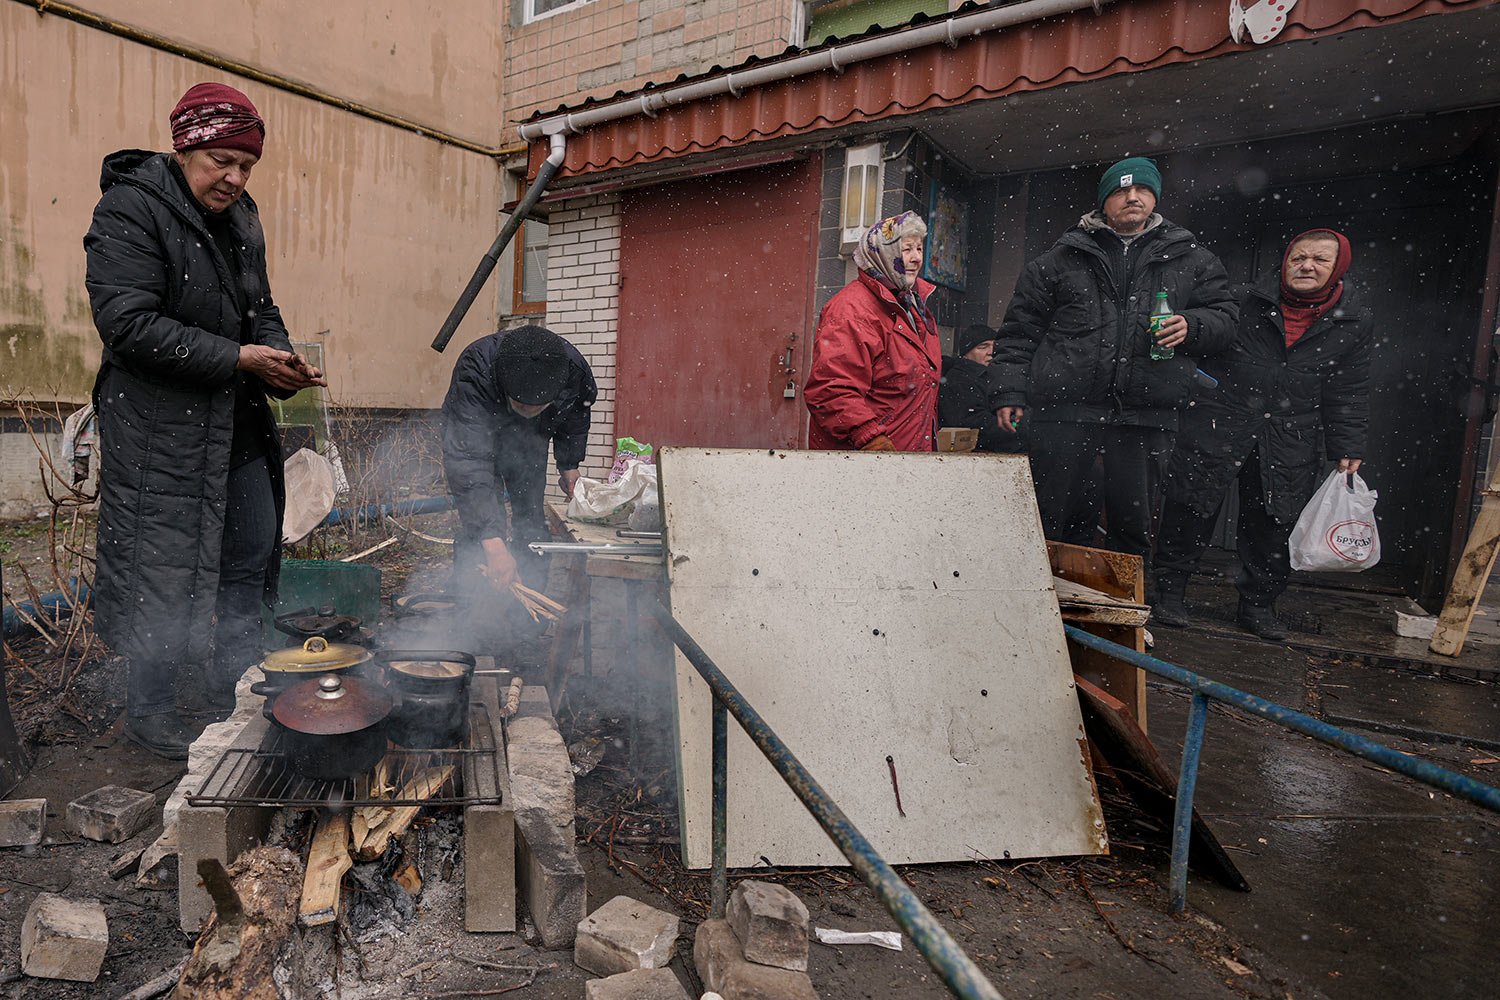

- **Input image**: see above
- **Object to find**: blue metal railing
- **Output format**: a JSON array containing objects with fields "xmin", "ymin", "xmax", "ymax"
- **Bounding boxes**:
[
  {"xmin": 648, "ymin": 601, "xmax": 1006, "ymax": 1000},
  {"xmin": 1063, "ymin": 625, "xmax": 1500, "ymax": 912}
]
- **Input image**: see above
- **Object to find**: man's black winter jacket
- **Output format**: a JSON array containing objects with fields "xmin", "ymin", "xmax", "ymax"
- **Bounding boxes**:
[{"xmin": 992, "ymin": 216, "xmax": 1239, "ymax": 430}]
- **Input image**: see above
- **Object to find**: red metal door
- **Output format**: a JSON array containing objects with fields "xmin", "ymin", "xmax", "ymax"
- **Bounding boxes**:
[{"xmin": 616, "ymin": 157, "xmax": 821, "ymax": 450}]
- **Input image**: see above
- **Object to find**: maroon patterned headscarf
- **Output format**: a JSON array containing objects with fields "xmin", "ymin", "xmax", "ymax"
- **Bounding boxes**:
[
  {"xmin": 170, "ymin": 83, "xmax": 265, "ymax": 159},
  {"xmin": 1280, "ymin": 229, "xmax": 1352, "ymax": 347}
]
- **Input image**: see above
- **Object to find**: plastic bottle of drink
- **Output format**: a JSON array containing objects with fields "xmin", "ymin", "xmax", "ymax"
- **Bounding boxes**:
[{"xmin": 1148, "ymin": 291, "xmax": 1174, "ymax": 361}]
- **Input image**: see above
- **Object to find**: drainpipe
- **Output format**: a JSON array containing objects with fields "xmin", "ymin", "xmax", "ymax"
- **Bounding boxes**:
[
  {"xmin": 431, "ymin": 131, "xmax": 569, "ymax": 352},
  {"xmin": 518, "ymin": 0, "xmax": 1120, "ymax": 143}
]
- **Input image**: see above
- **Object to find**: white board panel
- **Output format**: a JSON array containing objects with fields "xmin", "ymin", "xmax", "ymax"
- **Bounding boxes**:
[{"xmin": 660, "ymin": 448, "xmax": 1107, "ymax": 869}]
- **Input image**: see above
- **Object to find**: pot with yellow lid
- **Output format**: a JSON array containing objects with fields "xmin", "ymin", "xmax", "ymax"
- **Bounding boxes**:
[{"xmin": 251, "ymin": 636, "xmax": 374, "ymax": 717}]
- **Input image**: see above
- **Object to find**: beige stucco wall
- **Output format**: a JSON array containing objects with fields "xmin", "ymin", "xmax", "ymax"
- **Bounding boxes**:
[
  {"xmin": 1, "ymin": 2, "xmax": 504, "ymax": 411},
  {"xmin": 85, "ymin": 0, "xmax": 505, "ymax": 149}
]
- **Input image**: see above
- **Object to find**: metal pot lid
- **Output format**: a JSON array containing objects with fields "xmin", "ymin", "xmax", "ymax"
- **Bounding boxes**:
[
  {"xmin": 273, "ymin": 674, "xmax": 392, "ymax": 735},
  {"xmin": 261, "ymin": 636, "xmax": 372, "ymax": 673}
]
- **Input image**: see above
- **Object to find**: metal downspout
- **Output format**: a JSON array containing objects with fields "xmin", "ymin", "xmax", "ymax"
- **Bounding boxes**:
[
  {"xmin": 517, "ymin": 0, "xmax": 1122, "ymax": 143},
  {"xmin": 431, "ymin": 132, "xmax": 568, "ymax": 352}
]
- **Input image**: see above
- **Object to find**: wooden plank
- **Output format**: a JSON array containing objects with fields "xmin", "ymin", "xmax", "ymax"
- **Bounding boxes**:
[
  {"xmin": 661, "ymin": 448, "xmax": 1106, "ymax": 869},
  {"xmin": 1075, "ymin": 676, "xmax": 1248, "ymax": 891},
  {"xmin": 1055, "ymin": 577, "xmax": 1151, "ymax": 627},
  {"xmin": 1431, "ymin": 471, "xmax": 1500, "ymax": 657},
  {"xmin": 298, "ymin": 810, "xmax": 352, "ymax": 927},
  {"xmin": 1049, "ymin": 542, "xmax": 1148, "ymax": 729}
]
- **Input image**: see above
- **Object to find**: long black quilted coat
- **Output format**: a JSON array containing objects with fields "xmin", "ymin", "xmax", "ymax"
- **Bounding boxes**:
[
  {"xmin": 84, "ymin": 150, "xmax": 292, "ymax": 666},
  {"xmin": 1163, "ymin": 276, "xmax": 1374, "ymax": 523}
]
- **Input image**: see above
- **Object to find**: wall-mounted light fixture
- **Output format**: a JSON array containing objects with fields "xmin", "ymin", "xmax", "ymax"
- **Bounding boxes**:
[{"xmin": 841, "ymin": 142, "xmax": 883, "ymax": 247}]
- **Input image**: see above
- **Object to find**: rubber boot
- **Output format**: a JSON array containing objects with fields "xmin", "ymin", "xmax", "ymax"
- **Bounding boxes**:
[
  {"xmin": 124, "ymin": 711, "xmax": 194, "ymax": 760},
  {"xmin": 1152, "ymin": 589, "xmax": 1191, "ymax": 628},
  {"xmin": 1236, "ymin": 601, "xmax": 1288, "ymax": 641}
]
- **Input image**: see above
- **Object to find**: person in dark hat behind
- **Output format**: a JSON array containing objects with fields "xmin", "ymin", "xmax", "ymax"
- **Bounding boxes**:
[
  {"xmin": 938, "ymin": 323, "xmax": 1018, "ymax": 453},
  {"xmin": 992, "ymin": 155, "xmax": 1237, "ymax": 573},
  {"xmin": 442, "ymin": 325, "xmax": 597, "ymax": 598}
]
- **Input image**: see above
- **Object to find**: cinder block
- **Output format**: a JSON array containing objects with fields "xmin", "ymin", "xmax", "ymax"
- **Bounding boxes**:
[
  {"xmin": 726, "ymin": 881, "xmax": 809, "ymax": 972},
  {"xmin": 466, "ymin": 672, "xmax": 517, "ymax": 933},
  {"xmin": 66, "ymin": 786, "xmax": 155, "ymax": 844},
  {"xmin": 584, "ymin": 967, "xmax": 692, "ymax": 1000},
  {"xmin": 694, "ymin": 918, "xmax": 817, "ymax": 1000},
  {"xmin": 506, "ymin": 682, "xmax": 587, "ymax": 947},
  {"xmin": 575, "ymin": 895, "xmax": 680, "ymax": 976},
  {"xmin": 517, "ymin": 818, "xmax": 587, "ymax": 948},
  {"xmin": 20, "ymin": 893, "xmax": 107, "ymax": 983},
  {"xmin": 0, "ymin": 798, "xmax": 47, "ymax": 847},
  {"xmin": 178, "ymin": 714, "xmax": 275, "ymax": 933}
]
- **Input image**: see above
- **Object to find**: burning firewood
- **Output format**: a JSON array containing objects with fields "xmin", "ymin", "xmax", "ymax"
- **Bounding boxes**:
[
  {"xmin": 298, "ymin": 811, "xmax": 353, "ymax": 928},
  {"xmin": 353, "ymin": 764, "xmax": 455, "ymax": 861}
]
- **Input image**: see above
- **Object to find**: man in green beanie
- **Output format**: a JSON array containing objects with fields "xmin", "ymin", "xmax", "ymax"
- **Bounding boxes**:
[{"xmin": 991, "ymin": 156, "xmax": 1238, "ymax": 582}]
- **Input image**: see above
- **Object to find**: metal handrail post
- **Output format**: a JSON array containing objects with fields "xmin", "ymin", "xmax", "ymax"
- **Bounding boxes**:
[
  {"xmin": 1169, "ymin": 692, "xmax": 1210, "ymax": 913},
  {"xmin": 711, "ymin": 697, "xmax": 729, "ymax": 918},
  {"xmin": 1062, "ymin": 626, "xmax": 1500, "ymax": 814},
  {"xmin": 649, "ymin": 601, "xmax": 1005, "ymax": 1000}
]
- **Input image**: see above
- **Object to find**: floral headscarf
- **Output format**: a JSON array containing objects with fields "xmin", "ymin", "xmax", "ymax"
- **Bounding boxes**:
[{"xmin": 854, "ymin": 212, "xmax": 932, "ymax": 329}]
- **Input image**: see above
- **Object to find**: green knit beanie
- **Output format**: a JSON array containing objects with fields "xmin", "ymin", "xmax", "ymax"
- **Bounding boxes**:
[{"xmin": 1097, "ymin": 157, "xmax": 1162, "ymax": 210}]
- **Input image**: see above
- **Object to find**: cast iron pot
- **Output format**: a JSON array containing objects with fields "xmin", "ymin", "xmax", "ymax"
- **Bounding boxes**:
[
  {"xmin": 252, "ymin": 636, "xmax": 373, "ymax": 719},
  {"xmin": 271, "ymin": 673, "xmax": 392, "ymax": 780},
  {"xmin": 376, "ymin": 650, "xmax": 477, "ymax": 749}
]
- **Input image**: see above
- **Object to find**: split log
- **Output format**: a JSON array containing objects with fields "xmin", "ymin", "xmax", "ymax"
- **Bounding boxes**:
[
  {"xmin": 298, "ymin": 811, "xmax": 352, "ymax": 927},
  {"xmin": 171, "ymin": 849, "xmax": 304, "ymax": 1000},
  {"xmin": 353, "ymin": 765, "xmax": 454, "ymax": 861}
]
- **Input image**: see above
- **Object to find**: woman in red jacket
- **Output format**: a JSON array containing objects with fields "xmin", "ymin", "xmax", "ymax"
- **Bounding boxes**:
[{"xmin": 804, "ymin": 212, "xmax": 940, "ymax": 451}]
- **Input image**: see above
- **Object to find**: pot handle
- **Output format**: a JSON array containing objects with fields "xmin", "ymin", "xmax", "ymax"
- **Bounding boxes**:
[{"xmin": 372, "ymin": 649, "xmax": 477, "ymax": 667}]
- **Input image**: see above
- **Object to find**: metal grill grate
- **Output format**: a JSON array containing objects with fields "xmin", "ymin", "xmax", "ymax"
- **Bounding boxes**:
[{"xmin": 187, "ymin": 705, "xmax": 502, "ymax": 809}]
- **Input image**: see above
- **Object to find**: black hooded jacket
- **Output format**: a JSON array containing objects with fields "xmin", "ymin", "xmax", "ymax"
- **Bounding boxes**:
[
  {"xmin": 1164, "ymin": 276, "xmax": 1374, "ymax": 522},
  {"xmin": 442, "ymin": 329, "xmax": 597, "ymax": 541},
  {"xmin": 84, "ymin": 150, "xmax": 293, "ymax": 666},
  {"xmin": 992, "ymin": 216, "xmax": 1239, "ymax": 429}
]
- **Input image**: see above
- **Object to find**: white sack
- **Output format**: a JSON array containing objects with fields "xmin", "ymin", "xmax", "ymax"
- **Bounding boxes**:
[
  {"xmin": 1288, "ymin": 469, "xmax": 1380, "ymax": 573},
  {"xmin": 282, "ymin": 447, "xmax": 337, "ymax": 544},
  {"xmin": 566, "ymin": 460, "xmax": 658, "ymax": 525}
]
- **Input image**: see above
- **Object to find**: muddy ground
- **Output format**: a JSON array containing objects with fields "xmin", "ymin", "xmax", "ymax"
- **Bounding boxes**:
[{"xmin": 3, "ymin": 515, "xmax": 1497, "ymax": 999}]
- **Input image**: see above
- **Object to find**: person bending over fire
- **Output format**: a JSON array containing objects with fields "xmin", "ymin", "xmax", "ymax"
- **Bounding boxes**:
[{"xmin": 441, "ymin": 325, "xmax": 597, "ymax": 599}]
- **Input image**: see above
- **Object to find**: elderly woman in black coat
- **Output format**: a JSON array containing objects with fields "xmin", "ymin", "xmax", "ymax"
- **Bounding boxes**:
[
  {"xmin": 1154, "ymin": 229, "xmax": 1372, "ymax": 640},
  {"xmin": 84, "ymin": 83, "xmax": 324, "ymax": 758}
]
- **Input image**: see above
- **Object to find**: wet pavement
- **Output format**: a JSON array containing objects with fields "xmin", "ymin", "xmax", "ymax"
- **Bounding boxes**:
[{"xmin": 1149, "ymin": 587, "xmax": 1500, "ymax": 1000}]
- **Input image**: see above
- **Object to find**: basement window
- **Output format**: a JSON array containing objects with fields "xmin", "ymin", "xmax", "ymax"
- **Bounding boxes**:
[{"xmin": 524, "ymin": 0, "xmax": 595, "ymax": 24}]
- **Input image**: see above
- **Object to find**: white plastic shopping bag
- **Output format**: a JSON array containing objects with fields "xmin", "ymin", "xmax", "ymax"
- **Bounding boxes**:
[
  {"xmin": 565, "ymin": 459, "xmax": 658, "ymax": 525},
  {"xmin": 1288, "ymin": 469, "xmax": 1380, "ymax": 572}
]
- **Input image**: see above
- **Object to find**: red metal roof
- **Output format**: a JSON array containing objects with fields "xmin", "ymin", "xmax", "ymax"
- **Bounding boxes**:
[{"xmin": 530, "ymin": 0, "xmax": 1491, "ymax": 180}]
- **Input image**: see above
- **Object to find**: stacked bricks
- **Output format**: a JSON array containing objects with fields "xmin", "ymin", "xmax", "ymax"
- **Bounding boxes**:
[
  {"xmin": 695, "ymin": 881, "xmax": 816, "ymax": 1000},
  {"xmin": 505, "ymin": 0, "xmax": 799, "ymax": 125},
  {"xmin": 506, "ymin": 684, "xmax": 587, "ymax": 947},
  {"xmin": 543, "ymin": 194, "xmax": 622, "ymax": 493}
]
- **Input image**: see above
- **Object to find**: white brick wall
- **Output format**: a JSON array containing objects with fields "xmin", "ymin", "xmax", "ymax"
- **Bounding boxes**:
[{"xmin": 541, "ymin": 194, "xmax": 622, "ymax": 498}]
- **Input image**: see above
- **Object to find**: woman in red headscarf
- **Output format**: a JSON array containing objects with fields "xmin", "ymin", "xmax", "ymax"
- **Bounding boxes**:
[
  {"xmin": 84, "ymin": 83, "xmax": 325, "ymax": 757},
  {"xmin": 1154, "ymin": 229, "xmax": 1372, "ymax": 639}
]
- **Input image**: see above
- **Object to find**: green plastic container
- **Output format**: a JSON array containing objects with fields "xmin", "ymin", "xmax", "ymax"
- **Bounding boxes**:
[{"xmin": 262, "ymin": 559, "xmax": 382, "ymax": 647}]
